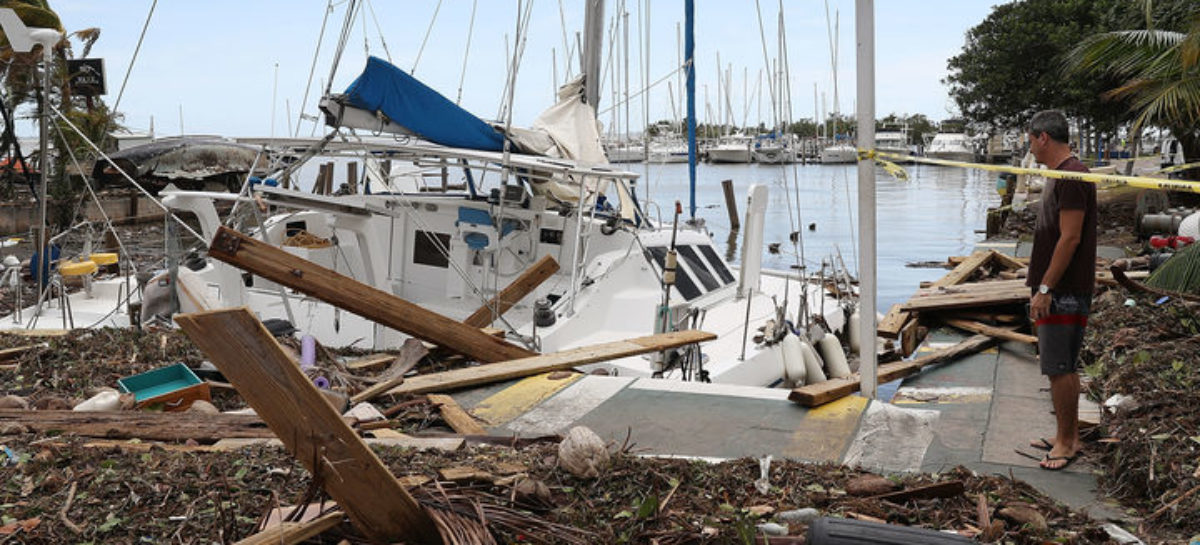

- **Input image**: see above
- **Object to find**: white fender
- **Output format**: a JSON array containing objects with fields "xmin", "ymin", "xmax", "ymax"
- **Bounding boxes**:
[
  {"xmin": 818, "ymin": 334, "xmax": 852, "ymax": 379},
  {"xmin": 800, "ymin": 339, "xmax": 827, "ymax": 385},
  {"xmin": 847, "ymin": 310, "xmax": 861, "ymax": 354},
  {"xmin": 780, "ymin": 332, "xmax": 807, "ymax": 388}
]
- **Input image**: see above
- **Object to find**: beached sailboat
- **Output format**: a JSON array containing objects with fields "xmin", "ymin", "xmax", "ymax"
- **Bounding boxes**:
[{"xmin": 3, "ymin": 2, "xmax": 853, "ymax": 389}]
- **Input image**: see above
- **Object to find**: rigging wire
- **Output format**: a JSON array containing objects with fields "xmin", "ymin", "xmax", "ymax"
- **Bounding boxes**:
[
  {"xmin": 556, "ymin": 0, "xmax": 573, "ymax": 77},
  {"xmin": 455, "ymin": 0, "xmax": 478, "ymax": 105},
  {"xmin": 296, "ymin": 1, "xmax": 335, "ymax": 137},
  {"xmin": 49, "ymin": 104, "xmax": 204, "ymax": 242},
  {"xmin": 111, "ymin": 0, "xmax": 157, "ymax": 118},
  {"xmin": 410, "ymin": 0, "xmax": 444, "ymax": 75},
  {"xmin": 325, "ymin": 0, "xmax": 362, "ymax": 96},
  {"xmin": 364, "ymin": 0, "xmax": 393, "ymax": 63}
]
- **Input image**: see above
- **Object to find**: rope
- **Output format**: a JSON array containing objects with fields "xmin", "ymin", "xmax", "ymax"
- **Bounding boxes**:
[
  {"xmin": 410, "ymin": 0, "xmax": 443, "ymax": 75},
  {"xmin": 296, "ymin": 0, "xmax": 335, "ymax": 137}
]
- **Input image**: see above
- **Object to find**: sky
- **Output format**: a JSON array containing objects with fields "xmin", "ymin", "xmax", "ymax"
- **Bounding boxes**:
[{"xmin": 44, "ymin": 0, "xmax": 1000, "ymax": 139}]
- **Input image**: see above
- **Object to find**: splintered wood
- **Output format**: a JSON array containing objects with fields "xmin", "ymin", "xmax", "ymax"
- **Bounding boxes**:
[
  {"xmin": 175, "ymin": 308, "xmax": 439, "ymax": 544},
  {"xmin": 206, "ymin": 225, "xmax": 534, "ymax": 363}
]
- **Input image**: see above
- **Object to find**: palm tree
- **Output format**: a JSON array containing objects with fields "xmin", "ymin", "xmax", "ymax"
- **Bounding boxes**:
[{"xmin": 1064, "ymin": 8, "xmax": 1200, "ymax": 176}]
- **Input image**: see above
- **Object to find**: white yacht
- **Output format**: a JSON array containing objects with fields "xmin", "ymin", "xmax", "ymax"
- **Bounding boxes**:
[
  {"xmin": 706, "ymin": 134, "xmax": 755, "ymax": 164},
  {"xmin": 926, "ymin": 131, "xmax": 976, "ymax": 162}
]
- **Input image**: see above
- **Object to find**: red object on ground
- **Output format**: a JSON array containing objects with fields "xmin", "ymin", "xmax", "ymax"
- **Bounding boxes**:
[{"xmin": 1149, "ymin": 235, "xmax": 1195, "ymax": 249}]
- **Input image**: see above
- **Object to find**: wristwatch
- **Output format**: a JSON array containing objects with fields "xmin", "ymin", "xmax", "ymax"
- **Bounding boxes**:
[{"xmin": 1038, "ymin": 284, "xmax": 1052, "ymax": 295}]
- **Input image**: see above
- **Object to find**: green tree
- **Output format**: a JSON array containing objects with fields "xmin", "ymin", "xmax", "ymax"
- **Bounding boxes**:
[
  {"xmin": 1064, "ymin": 5, "xmax": 1200, "ymax": 172},
  {"xmin": 944, "ymin": 0, "xmax": 1127, "ymax": 134}
]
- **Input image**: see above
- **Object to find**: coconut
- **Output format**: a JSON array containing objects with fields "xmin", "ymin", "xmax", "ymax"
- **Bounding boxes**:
[{"xmin": 557, "ymin": 426, "xmax": 610, "ymax": 479}]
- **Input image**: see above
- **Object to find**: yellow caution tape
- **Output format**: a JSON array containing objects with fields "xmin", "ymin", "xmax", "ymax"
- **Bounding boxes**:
[
  {"xmin": 861, "ymin": 149, "xmax": 1200, "ymax": 194},
  {"xmin": 1156, "ymin": 161, "xmax": 1200, "ymax": 175},
  {"xmin": 857, "ymin": 149, "xmax": 909, "ymax": 181}
]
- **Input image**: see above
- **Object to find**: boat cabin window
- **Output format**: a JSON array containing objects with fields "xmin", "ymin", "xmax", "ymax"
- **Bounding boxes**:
[{"xmin": 413, "ymin": 230, "xmax": 452, "ymax": 268}]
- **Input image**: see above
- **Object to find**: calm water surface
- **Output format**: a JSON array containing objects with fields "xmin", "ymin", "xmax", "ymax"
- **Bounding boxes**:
[{"xmin": 632, "ymin": 162, "xmax": 1001, "ymax": 309}]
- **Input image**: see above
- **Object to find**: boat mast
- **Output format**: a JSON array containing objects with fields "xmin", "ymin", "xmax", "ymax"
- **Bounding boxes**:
[
  {"xmin": 583, "ymin": 0, "xmax": 606, "ymax": 108},
  {"xmin": 685, "ymin": 0, "xmax": 696, "ymax": 220},
  {"xmin": 855, "ymin": 0, "xmax": 877, "ymax": 398}
]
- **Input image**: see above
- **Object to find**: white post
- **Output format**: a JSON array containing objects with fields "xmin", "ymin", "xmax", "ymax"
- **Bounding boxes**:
[
  {"xmin": 738, "ymin": 184, "xmax": 768, "ymax": 299},
  {"xmin": 855, "ymin": 0, "xmax": 877, "ymax": 398}
]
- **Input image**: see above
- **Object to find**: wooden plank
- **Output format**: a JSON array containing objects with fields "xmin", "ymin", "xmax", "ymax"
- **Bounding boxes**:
[
  {"xmin": 207, "ymin": 225, "xmax": 534, "ymax": 363},
  {"xmin": 990, "ymin": 252, "xmax": 1026, "ymax": 271},
  {"xmin": 428, "ymin": 394, "xmax": 487, "ymax": 435},
  {"xmin": 387, "ymin": 330, "xmax": 717, "ymax": 396},
  {"xmin": 234, "ymin": 511, "xmax": 343, "ymax": 545},
  {"xmin": 876, "ymin": 304, "xmax": 910, "ymax": 339},
  {"xmin": 932, "ymin": 250, "xmax": 995, "ymax": 288},
  {"xmin": 344, "ymin": 353, "xmax": 396, "ymax": 371},
  {"xmin": 940, "ymin": 311, "xmax": 1020, "ymax": 324},
  {"xmin": 789, "ymin": 334, "xmax": 998, "ymax": 407},
  {"xmin": 899, "ymin": 319, "xmax": 923, "ymax": 357},
  {"xmin": 0, "ymin": 410, "xmax": 272, "ymax": 441},
  {"xmin": 175, "ymin": 308, "xmax": 439, "ymax": 544},
  {"xmin": 463, "ymin": 255, "xmax": 559, "ymax": 328},
  {"xmin": 900, "ymin": 279, "xmax": 1030, "ymax": 312},
  {"xmin": 0, "ymin": 344, "xmax": 41, "ymax": 361},
  {"xmin": 944, "ymin": 319, "xmax": 1037, "ymax": 344}
]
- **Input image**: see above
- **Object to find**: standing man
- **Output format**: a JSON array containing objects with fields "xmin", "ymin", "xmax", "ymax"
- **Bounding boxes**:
[{"xmin": 1024, "ymin": 110, "xmax": 1097, "ymax": 470}]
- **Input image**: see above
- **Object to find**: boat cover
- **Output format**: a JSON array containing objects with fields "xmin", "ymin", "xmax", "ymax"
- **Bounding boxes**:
[{"xmin": 343, "ymin": 56, "xmax": 506, "ymax": 152}]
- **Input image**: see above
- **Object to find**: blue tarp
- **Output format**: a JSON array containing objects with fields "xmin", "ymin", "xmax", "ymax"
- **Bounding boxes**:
[{"xmin": 343, "ymin": 56, "xmax": 505, "ymax": 152}]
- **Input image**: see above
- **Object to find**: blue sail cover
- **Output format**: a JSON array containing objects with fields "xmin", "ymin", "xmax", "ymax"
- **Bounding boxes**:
[{"xmin": 343, "ymin": 56, "xmax": 505, "ymax": 151}]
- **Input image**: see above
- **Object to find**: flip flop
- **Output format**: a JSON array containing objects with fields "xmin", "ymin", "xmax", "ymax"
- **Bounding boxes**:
[
  {"xmin": 1030, "ymin": 437, "xmax": 1054, "ymax": 451},
  {"xmin": 1039, "ymin": 452, "xmax": 1079, "ymax": 471}
]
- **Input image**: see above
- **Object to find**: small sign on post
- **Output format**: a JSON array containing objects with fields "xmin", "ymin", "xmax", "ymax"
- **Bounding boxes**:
[{"xmin": 66, "ymin": 58, "xmax": 106, "ymax": 96}]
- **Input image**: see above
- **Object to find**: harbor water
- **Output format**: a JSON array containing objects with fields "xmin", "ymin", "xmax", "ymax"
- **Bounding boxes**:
[{"xmin": 634, "ymin": 162, "xmax": 1002, "ymax": 309}]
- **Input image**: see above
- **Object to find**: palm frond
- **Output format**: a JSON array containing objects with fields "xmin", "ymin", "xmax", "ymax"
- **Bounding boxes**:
[
  {"xmin": 1128, "ymin": 75, "xmax": 1200, "ymax": 131},
  {"xmin": 1065, "ymin": 29, "xmax": 1184, "ymax": 78}
]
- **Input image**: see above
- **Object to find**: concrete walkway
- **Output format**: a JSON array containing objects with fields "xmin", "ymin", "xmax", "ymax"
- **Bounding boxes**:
[{"xmin": 441, "ymin": 239, "xmax": 1129, "ymax": 521}]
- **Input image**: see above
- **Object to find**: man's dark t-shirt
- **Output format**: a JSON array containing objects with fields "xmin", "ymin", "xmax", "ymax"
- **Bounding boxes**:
[{"xmin": 1026, "ymin": 156, "xmax": 1097, "ymax": 295}]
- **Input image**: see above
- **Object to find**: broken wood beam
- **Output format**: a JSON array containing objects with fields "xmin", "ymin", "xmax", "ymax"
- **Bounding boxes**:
[
  {"xmin": 234, "ymin": 511, "xmax": 344, "ymax": 545},
  {"xmin": 933, "ymin": 250, "xmax": 995, "ymax": 288},
  {"xmin": 384, "ymin": 330, "xmax": 717, "ymax": 397},
  {"xmin": 876, "ymin": 304, "xmax": 911, "ymax": 339},
  {"xmin": 463, "ymin": 255, "xmax": 559, "ymax": 328},
  {"xmin": 207, "ymin": 225, "xmax": 534, "ymax": 362},
  {"xmin": 176, "ymin": 307, "xmax": 440, "ymax": 544},
  {"xmin": 789, "ymin": 334, "xmax": 998, "ymax": 407},
  {"xmin": 0, "ymin": 344, "xmax": 41, "ymax": 362},
  {"xmin": 942, "ymin": 311, "xmax": 1019, "ymax": 324},
  {"xmin": 427, "ymin": 394, "xmax": 487, "ymax": 435},
  {"xmin": 0, "ymin": 409, "xmax": 272, "ymax": 442},
  {"xmin": 944, "ymin": 319, "xmax": 1037, "ymax": 344},
  {"xmin": 989, "ymin": 252, "xmax": 1026, "ymax": 271},
  {"xmin": 900, "ymin": 279, "xmax": 1029, "ymax": 312},
  {"xmin": 899, "ymin": 319, "xmax": 924, "ymax": 357}
]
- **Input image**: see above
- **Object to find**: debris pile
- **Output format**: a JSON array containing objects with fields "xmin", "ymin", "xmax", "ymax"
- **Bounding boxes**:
[
  {"xmin": 0, "ymin": 433, "xmax": 1117, "ymax": 544},
  {"xmin": 1080, "ymin": 292, "xmax": 1200, "ymax": 536}
]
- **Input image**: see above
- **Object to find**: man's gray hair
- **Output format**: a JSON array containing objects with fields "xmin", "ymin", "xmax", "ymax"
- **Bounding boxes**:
[{"xmin": 1028, "ymin": 110, "xmax": 1069, "ymax": 144}]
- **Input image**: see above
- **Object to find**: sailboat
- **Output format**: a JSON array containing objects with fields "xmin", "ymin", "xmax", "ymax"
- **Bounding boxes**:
[{"xmin": 2, "ymin": 2, "xmax": 853, "ymax": 389}]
